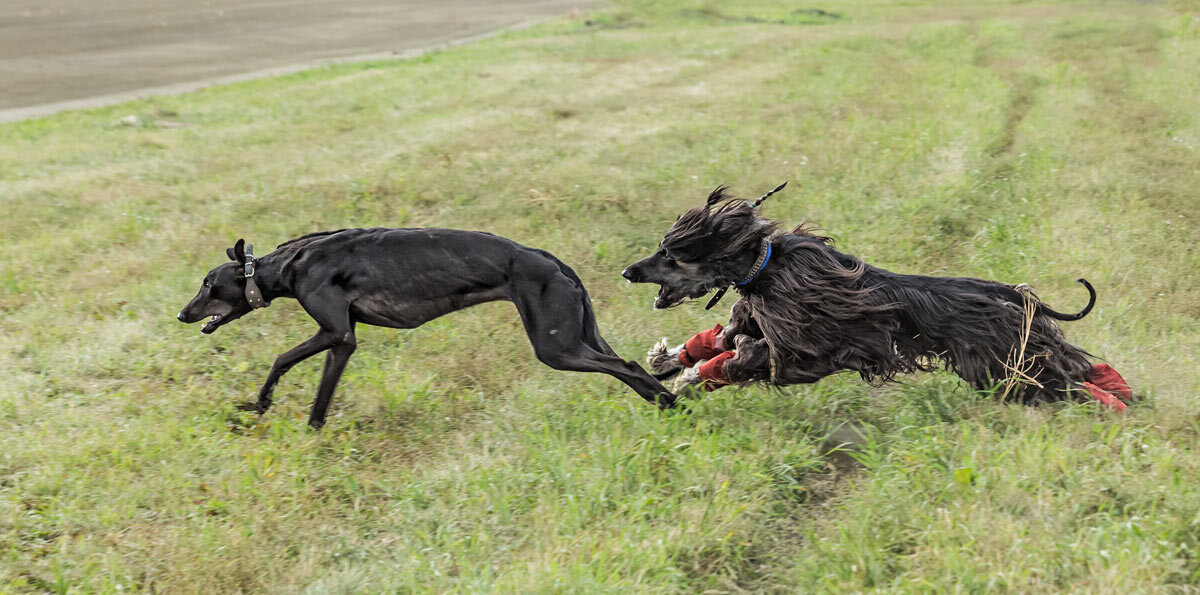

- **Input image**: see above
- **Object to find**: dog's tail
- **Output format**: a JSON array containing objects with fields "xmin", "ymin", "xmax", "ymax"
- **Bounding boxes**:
[{"xmin": 1036, "ymin": 278, "xmax": 1096, "ymax": 321}]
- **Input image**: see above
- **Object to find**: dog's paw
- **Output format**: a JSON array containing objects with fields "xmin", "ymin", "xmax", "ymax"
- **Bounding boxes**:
[
  {"xmin": 647, "ymin": 337, "xmax": 685, "ymax": 374},
  {"xmin": 670, "ymin": 363, "xmax": 704, "ymax": 394},
  {"xmin": 238, "ymin": 398, "xmax": 271, "ymax": 415},
  {"xmin": 673, "ymin": 382, "xmax": 707, "ymax": 402}
]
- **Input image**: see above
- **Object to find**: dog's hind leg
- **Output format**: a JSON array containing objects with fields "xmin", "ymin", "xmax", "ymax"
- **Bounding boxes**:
[
  {"xmin": 508, "ymin": 259, "xmax": 676, "ymax": 408},
  {"xmin": 565, "ymin": 349, "xmax": 678, "ymax": 408},
  {"xmin": 528, "ymin": 334, "xmax": 677, "ymax": 408},
  {"xmin": 533, "ymin": 329, "xmax": 677, "ymax": 408}
]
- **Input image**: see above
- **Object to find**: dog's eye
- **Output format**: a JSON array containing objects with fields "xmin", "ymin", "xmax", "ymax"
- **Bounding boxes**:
[{"xmin": 203, "ymin": 279, "xmax": 211, "ymax": 288}]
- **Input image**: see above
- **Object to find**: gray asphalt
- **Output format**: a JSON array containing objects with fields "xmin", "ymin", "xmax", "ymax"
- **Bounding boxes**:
[{"xmin": 0, "ymin": 0, "xmax": 597, "ymax": 120}]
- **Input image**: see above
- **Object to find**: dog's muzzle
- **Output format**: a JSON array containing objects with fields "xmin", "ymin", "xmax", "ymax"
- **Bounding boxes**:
[{"xmin": 621, "ymin": 267, "xmax": 643, "ymax": 283}]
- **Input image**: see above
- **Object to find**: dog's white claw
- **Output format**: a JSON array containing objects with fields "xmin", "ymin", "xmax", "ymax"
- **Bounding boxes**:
[
  {"xmin": 647, "ymin": 337, "xmax": 667, "ymax": 361},
  {"xmin": 646, "ymin": 337, "xmax": 677, "ymax": 373}
]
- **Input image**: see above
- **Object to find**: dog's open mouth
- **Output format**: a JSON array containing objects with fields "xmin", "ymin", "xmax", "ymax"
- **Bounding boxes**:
[
  {"xmin": 654, "ymin": 286, "xmax": 686, "ymax": 310},
  {"xmin": 654, "ymin": 285, "xmax": 712, "ymax": 310},
  {"xmin": 201, "ymin": 314, "xmax": 228, "ymax": 334}
]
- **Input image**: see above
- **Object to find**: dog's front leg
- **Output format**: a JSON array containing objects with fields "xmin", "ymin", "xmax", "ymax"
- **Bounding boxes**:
[
  {"xmin": 307, "ymin": 338, "xmax": 356, "ymax": 429},
  {"xmin": 721, "ymin": 336, "xmax": 773, "ymax": 384},
  {"xmin": 248, "ymin": 331, "xmax": 341, "ymax": 415}
]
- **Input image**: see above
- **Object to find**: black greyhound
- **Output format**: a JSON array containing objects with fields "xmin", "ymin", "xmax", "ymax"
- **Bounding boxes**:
[{"xmin": 178, "ymin": 228, "xmax": 675, "ymax": 428}]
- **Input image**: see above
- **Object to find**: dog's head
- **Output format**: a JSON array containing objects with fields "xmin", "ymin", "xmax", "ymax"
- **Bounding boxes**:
[
  {"xmin": 622, "ymin": 186, "xmax": 776, "ymax": 309},
  {"xmin": 177, "ymin": 239, "xmax": 256, "ymax": 334}
]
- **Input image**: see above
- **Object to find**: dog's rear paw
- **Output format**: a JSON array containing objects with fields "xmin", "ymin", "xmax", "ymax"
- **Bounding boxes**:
[{"xmin": 670, "ymin": 364, "xmax": 704, "ymax": 393}]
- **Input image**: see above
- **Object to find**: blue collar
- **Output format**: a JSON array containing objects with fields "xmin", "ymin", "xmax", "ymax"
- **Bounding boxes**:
[{"xmin": 736, "ymin": 240, "xmax": 772, "ymax": 287}]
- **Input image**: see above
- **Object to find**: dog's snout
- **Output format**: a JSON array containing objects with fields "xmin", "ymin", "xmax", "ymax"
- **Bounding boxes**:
[
  {"xmin": 177, "ymin": 310, "xmax": 188, "ymax": 322},
  {"xmin": 622, "ymin": 267, "xmax": 641, "ymax": 283}
]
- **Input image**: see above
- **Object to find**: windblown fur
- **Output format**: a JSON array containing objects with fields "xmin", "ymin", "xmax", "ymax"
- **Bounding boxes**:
[{"xmin": 623, "ymin": 191, "xmax": 1098, "ymax": 402}]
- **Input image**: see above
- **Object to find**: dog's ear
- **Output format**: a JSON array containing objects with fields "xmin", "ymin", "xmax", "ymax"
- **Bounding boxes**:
[
  {"xmin": 229, "ymin": 239, "xmax": 247, "ymax": 263},
  {"xmin": 705, "ymin": 184, "xmax": 730, "ymax": 207}
]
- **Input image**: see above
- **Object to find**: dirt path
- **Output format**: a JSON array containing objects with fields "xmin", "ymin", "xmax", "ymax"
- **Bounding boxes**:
[{"xmin": 0, "ymin": 0, "xmax": 597, "ymax": 121}]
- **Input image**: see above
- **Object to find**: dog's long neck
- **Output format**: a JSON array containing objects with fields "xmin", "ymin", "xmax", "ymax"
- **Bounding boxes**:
[
  {"xmin": 727, "ymin": 236, "xmax": 774, "ymax": 289},
  {"xmin": 244, "ymin": 252, "xmax": 294, "ymax": 303}
]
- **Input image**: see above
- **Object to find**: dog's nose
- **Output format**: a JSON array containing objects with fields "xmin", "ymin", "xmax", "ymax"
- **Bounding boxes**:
[
  {"xmin": 177, "ymin": 311, "xmax": 186, "ymax": 322},
  {"xmin": 621, "ymin": 267, "xmax": 640, "ymax": 283}
]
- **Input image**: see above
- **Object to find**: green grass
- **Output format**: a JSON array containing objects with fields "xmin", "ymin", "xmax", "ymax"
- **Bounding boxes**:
[{"xmin": 2, "ymin": 0, "xmax": 1200, "ymax": 591}]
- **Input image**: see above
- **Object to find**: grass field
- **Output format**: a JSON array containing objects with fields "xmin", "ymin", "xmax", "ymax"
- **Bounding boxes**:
[{"xmin": 3, "ymin": 0, "xmax": 1200, "ymax": 591}]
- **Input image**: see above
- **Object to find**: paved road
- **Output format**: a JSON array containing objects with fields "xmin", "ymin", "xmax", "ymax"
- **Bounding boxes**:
[{"xmin": 0, "ymin": 0, "xmax": 596, "ymax": 120}]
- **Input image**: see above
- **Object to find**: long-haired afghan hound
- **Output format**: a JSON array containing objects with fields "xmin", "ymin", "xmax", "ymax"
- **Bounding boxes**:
[{"xmin": 622, "ymin": 184, "xmax": 1132, "ymax": 407}]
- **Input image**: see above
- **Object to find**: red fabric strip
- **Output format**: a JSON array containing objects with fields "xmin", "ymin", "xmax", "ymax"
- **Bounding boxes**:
[
  {"xmin": 679, "ymin": 324, "xmax": 725, "ymax": 367},
  {"xmin": 1082, "ymin": 382, "xmax": 1128, "ymax": 412},
  {"xmin": 1090, "ymin": 363, "xmax": 1132, "ymax": 401},
  {"xmin": 697, "ymin": 351, "xmax": 735, "ymax": 390}
]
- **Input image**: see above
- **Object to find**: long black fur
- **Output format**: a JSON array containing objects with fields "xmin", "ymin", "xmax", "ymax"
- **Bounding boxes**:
[
  {"xmin": 623, "ymin": 190, "xmax": 1098, "ymax": 402},
  {"xmin": 179, "ymin": 228, "xmax": 675, "ymax": 428}
]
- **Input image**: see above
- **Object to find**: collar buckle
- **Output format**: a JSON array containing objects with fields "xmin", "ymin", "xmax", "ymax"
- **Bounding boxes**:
[
  {"xmin": 242, "ymin": 244, "xmax": 256, "ymax": 278},
  {"xmin": 241, "ymin": 243, "xmax": 268, "ymax": 310}
]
